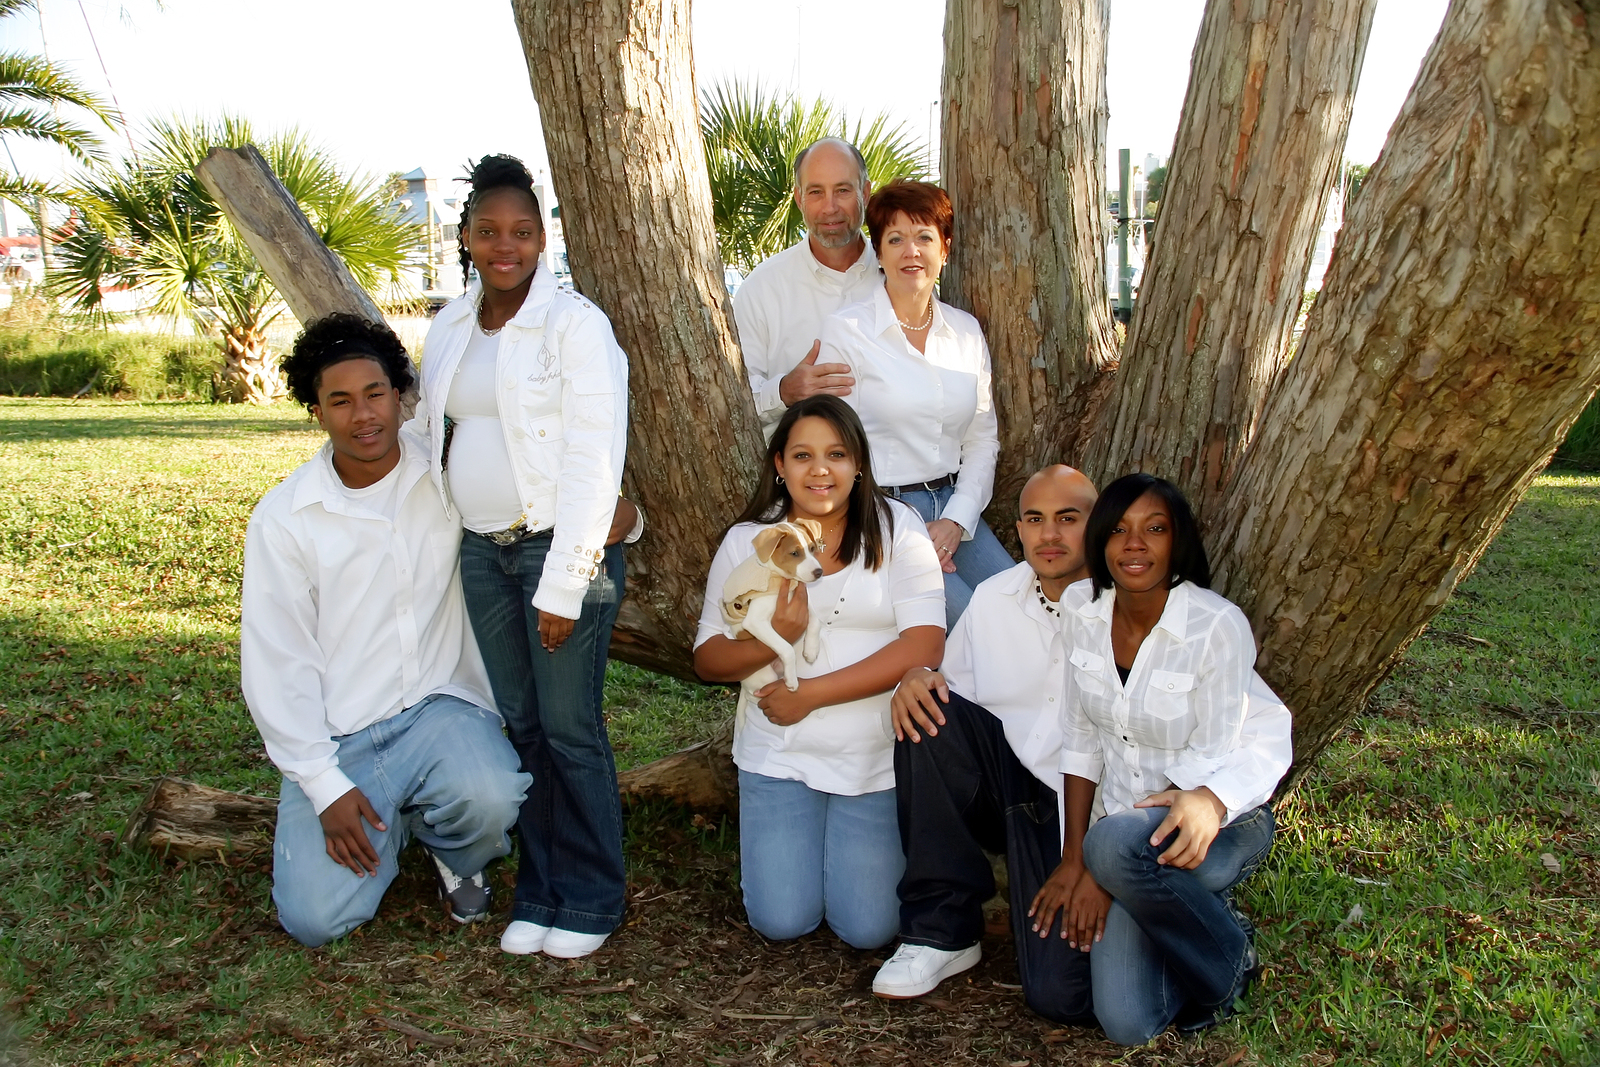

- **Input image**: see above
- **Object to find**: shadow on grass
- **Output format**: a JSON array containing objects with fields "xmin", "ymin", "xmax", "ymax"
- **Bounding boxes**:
[{"xmin": 0, "ymin": 412, "xmax": 315, "ymax": 444}]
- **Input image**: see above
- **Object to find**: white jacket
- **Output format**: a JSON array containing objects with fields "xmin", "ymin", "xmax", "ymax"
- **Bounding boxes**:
[{"xmin": 416, "ymin": 271, "xmax": 629, "ymax": 620}]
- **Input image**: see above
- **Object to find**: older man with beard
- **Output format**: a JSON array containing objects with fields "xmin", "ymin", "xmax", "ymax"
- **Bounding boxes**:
[{"xmin": 733, "ymin": 137, "xmax": 880, "ymax": 441}]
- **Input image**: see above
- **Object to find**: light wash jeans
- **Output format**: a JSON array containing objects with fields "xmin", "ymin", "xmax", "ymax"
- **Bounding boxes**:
[
  {"xmin": 888, "ymin": 482, "xmax": 1016, "ymax": 627},
  {"xmin": 1082, "ymin": 804, "xmax": 1276, "ymax": 1045},
  {"xmin": 271, "ymin": 694, "xmax": 530, "ymax": 948},
  {"xmin": 459, "ymin": 531, "xmax": 628, "ymax": 935},
  {"xmin": 738, "ymin": 769, "xmax": 904, "ymax": 950}
]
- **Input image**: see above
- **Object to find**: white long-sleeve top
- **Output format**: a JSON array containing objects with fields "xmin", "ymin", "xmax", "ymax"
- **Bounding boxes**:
[
  {"xmin": 732, "ymin": 236, "xmax": 880, "ymax": 440},
  {"xmin": 818, "ymin": 285, "xmax": 1000, "ymax": 538},
  {"xmin": 416, "ymin": 270, "xmax": 628, "ymax": 620},
  {"xmin": 695, "ymin": 501, "xmax": 945, "ymax": 795},
  {"xmin": 1057, "ymin": 580, "xmax": 1293, "ymax": 826},
  {"xmin": 241, "ymin": 427, "xmax": 494, "ymax": 814}
]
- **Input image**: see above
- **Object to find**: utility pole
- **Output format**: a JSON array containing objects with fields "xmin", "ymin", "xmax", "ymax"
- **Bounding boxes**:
[{"xmin": 1115, "ymin": 148, "xmax": 1131, "ymax": 324}]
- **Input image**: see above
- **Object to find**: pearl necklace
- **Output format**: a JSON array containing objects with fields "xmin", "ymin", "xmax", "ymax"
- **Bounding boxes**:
[{"xmin": 896, "ymin": 297, "xmax": 935, "ymax": 331}]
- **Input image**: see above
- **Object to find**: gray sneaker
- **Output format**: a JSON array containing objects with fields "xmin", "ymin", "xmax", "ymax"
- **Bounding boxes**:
[{"xmin": 429, "ymin": 851, "xmax": 492, "ymax": 924}]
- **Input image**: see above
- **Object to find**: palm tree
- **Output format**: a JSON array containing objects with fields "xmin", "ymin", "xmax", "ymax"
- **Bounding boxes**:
[
  {"xmin": 50, "ymin": 116, "xmax": 417, "ymax": 403},
  {"xmin": 0, "ymin": 0, "xmax": 118, "ymax": 210},
  {"xmin": 701, "ymin": 81, "xmax": 928, "ymax": 272}
]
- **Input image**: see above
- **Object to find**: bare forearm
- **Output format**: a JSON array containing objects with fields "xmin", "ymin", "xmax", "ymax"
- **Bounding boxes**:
[
  {"xmin": 1061, "ymin": 774, "xmax": 1097, "ymax": 865},
  {"xmin": 693, "ymin": 635, "xmax": 779, "ymax": 682}
]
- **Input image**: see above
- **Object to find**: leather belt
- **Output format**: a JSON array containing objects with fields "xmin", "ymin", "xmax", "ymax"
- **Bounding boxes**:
[{"xmin": 884, "ymin": 472, "xmax": 958, "ymax": 496}]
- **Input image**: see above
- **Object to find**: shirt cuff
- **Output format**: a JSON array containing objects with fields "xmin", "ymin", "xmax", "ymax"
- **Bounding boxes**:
[
  {"xmin": 623, "ymin": 502, "xmax": 646, "ymax": 544},
  {"xmin": 1058, "ymin": 751, "xmax": 1104, "ymax": 783},
  {"xmin": 755, "ymin": 379, "xmax": 787, "ymax": 440},
  {"xmin": 1166, "ymin": 763, "xmax": 1252, "ymax": 825},
  {"xmin": 300, "ymin": 766, "xmax": 359, "ymax": 816},
  {"xmin": 940, "ymin": 496, "xmax": 982, "ymax": 540}
]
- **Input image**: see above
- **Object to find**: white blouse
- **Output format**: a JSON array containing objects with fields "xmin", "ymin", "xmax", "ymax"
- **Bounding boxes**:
[
  {"xmin": 443, "ymin": 323, "xmax": 524, "ymax": 534},
  {"xmin": 695, "ymin": 501, "xmax": 945, "ymax": 795},
  {"xmin": 1057, "ymin": 580, "xmax": 1293, "ymax": 826},
  {"xmin": 817, "ymin": 285, "xmax": 1000, "ymax": 538}
]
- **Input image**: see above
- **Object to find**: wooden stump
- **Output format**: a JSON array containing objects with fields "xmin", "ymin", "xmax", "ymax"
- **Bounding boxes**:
[{"xmin": 121, "ymin": 778, "xmax": 277, "ymax": 862}]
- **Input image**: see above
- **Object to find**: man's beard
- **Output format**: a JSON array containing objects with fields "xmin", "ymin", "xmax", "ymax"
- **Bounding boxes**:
[{"xmin": 809, "ymin": 204, "xmax": 866, "ymax": 249}]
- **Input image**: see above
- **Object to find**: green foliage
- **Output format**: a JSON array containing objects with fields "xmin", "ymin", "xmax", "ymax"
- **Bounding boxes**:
[
  {"xmin": 1554, "ymin": 390, "xmax": 1600, "ymax": 470},
  {"xmin": 1343, "ymin": 160, "xmax": 1370, "ymax": 207},
  {"xmin": 1144, "ymin": 164, "xmax": 1167, "ymax": 214},
  {"xmin": 49, "ymin": 115, "xmax": 417, "ymax": 346},
  {"xmin": 701, "ymin": 81, "xmax": 928, "ymax": 271},
  {"xmin": 0, "ymin": 326, "xmax": 219, "ymax": 399},
  {"xmin": 0, "ymin": 0, "xmax": 118, "ymax": 207}
]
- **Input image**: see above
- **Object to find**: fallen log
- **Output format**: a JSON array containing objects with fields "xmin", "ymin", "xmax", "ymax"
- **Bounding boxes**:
[{"xmin": 125, "ymin": 727, "xmax": 738, "ymax": 860}]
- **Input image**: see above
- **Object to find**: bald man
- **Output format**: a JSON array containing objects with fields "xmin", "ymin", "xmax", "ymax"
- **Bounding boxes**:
[
  {"xmin": 733, "ymin": 137, "xmax": 880, "ymax": 440},
  {"xmin": 871, "ymin": 466, "xmax": 1101, "ymax": 1021}
]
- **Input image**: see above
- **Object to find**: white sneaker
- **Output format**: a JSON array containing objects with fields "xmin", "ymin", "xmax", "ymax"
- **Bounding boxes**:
[
  {"xmin": 542, "ymin": 927, "xmax": 610, "ymax": 959},
  {"xmin": 871, "ymin": 942, "xmax": 983, "ymax": 999},
  {"xmin": 500, "ymin": 920, "xmax": 552, "ymax": 955}
]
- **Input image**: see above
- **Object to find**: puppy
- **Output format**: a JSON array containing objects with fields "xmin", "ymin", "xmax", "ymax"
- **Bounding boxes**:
[{"xmin": 721, "ymin": 518, "xmax": 826, "ymax": 692}]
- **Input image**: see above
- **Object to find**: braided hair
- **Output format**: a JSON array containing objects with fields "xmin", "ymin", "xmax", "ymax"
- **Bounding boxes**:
[{"xmin": 457, "ymin": 154, "xmax": 543, "ymax": 287}]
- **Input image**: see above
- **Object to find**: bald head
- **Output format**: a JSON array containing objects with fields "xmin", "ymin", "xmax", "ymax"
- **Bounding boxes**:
[
  {"xmin": 793, "ymin": 137, "xmax": 868, "ymax": 193},
  {"xmin": 1017, "ymin": 465, "xmax": 1099, "ymax": 596},
  {"xmin": 793, "ymin": 138, "xmax": 870, "ymax": 251}
]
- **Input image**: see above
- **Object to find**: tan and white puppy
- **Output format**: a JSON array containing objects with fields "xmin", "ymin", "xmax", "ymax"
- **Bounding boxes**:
[{"xmin": 720, "ymin": 518, "xmax": 826, "ymax": 692}]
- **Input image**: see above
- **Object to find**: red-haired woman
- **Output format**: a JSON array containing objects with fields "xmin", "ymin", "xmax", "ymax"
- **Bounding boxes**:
[{"xmin": 815, "ymin": 180, "xmax": 1010, "ymax": 628}]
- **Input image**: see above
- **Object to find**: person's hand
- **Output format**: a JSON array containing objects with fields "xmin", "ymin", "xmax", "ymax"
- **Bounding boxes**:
[
  {"xmin": 539, "ymin": 610, "xmax": 577, "ymax": 652},
  {"xmin": 1027, "ymin": 857, "xmax": 1082, "ymax": 940},
  {"xmin": 753, "ymin": 678, "xmax": 818, "ymax": 726},
  {"xmin": 926, "ymin": 519, "xmax": 964, "ymax": 574},
  {"xmin": 319, "ymin": 787, "xmax": 386, "ymax": 876},
  {"xmin": 605, "ymin": 498, "xmax": 639, "ymax": 546},
  {"xmin": 891, "ymin": 667, "xmax": 948, "ymax": 742},
  {"xmin": 770, "ymin": 580, "xmax": 810, "ymax": 644},
  {"xmin": 1065, "ymin": 868, "xmax": 1112, "ymax": 952},
  {"xmin": 1135, "ymin": 787, "xmax": 1227, "ymax": 869},
  {"xmin": 778, "ymin": 340, "xmax": 854, "ymax": 405}
]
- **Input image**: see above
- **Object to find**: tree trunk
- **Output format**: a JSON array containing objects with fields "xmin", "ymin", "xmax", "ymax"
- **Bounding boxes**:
[
  {"xmin": 940, "ymin": 0, "xmax": 1120, "ymax": 523},
  {"xmin": 1211, "ymin": 0, "xmax": 1600, "ymax": 780},
  {"xmin": 214, "ymin": 325, "xmax": 286, "ymax": 405},
  {"xmin": 1085, "ymin": 0, "xmax": 1377, "ymax": 519},
  {"xmin": 511, "ymin": 0, "xmax": 761, "ymax": 680}
]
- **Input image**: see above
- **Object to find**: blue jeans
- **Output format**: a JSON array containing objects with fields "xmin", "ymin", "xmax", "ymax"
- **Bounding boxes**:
[
  {"xmin": 459, "ymin": 531, "xmax": 627, "ymax": 935},
  {"xmin": 1083, "ymin": 805, "xmax": 1276, "ymax": 1045},
  {"xmin": 888, "ymin": 482, "xmax": 1016, "ymax": 627},
  {"xmin": 738, "ymin": 769, "xmax": 903, "ymax": 950},
  {"xmin": 271, "ymin": 694, "xmax": 530, "ymax": 947}
]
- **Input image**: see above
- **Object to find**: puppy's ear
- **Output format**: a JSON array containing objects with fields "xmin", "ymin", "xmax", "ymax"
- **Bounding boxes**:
[
  {"xmin": 793, "ymin": 517, "xmax": 824, "ymax": 549},
  {"xmin": 752, "ymin": 527, "xmax": 784, "ymax": 564}
]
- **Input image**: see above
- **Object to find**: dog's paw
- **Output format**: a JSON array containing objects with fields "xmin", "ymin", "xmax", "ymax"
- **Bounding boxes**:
[{"xmin": 784, "ymin": 676, "xmax": 801, "ymax": 692}]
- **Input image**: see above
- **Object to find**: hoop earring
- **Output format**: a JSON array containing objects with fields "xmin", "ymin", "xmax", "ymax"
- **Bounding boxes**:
[
  {"xmin": 854, "ymin": 472, "xmax": 862, "ymax": 482},
  {"xmin": 776, "ymin": 474, "xmax": 785, "ymax": 485}
]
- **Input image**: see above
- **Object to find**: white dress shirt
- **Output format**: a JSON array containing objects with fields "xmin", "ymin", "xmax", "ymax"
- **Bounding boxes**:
[
  {"xmin": 732, "ymin": 236, "xmax": 881, "ymax": 440},
  {"xmin": 1057, "ymin": 580, "xmax": 1293, "ymax": 826},
  {"xmin": 695, "ymin": 501, "xmax": 945, "ymax": 796},
  {"xmin": 241, "ymin": 426, "xmax": 494, "ymax": 814},
  {"xmin": 818, "ymin": 285, "xmax": 1000, "ymax": 538}
]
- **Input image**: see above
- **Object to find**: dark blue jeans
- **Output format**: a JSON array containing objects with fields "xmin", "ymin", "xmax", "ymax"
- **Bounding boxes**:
[
  {"xmin": 893, "ymin": 692, "xmax": 1094, "ymax": 1025},
  {"xmin": 459, "ymin": 531, "xmax": 626, "ymax": 934},
  {"xmin": 1082, "ymin": 804, "xmax": 1275, "ymax": 1044}
]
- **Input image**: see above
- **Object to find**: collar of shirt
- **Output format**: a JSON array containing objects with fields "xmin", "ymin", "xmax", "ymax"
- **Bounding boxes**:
[
  {"xmin": 799, "ymin": 234, "xmax": 877, "ymax": 281},
  {"xmin": 1072, "ymin": 579, "xmax": 1193, "ymax": 642},
  {"xmin": 292, "ymin": 426, "xmax": 430, "ymax": 518},
  {"xmin": 869, "ymin": 283, "xmax": 956, "ymax": 343}
]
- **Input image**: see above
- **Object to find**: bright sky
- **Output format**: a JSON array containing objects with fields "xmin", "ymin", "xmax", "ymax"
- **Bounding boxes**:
[{"xmin": 0, "ymin": 0, "xmax": 1449, "ymax": 203}]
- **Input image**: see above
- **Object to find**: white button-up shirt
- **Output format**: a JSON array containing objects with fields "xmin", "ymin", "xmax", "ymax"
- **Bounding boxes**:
[
  {"xmin": 732, "ymin": 236, "xmax": 881, "ymax": 440},
  {"xmin": 241, "ymin": 427, "xmax": 494, "ymax": 814},
  {"xmin": 1057, "ymin": 580, "xmax": 1293, "ymax": 826},
  {"xmin": 695, "ymin": 501, "xmax": 945, "ymax": 795},
  {"xmin": 942, "ymin": 562, "xmax": 1068, "ymax": 800},
  {"xmin": 819, "ymin": 286, "xmax": 1000, "ymax": 538}
]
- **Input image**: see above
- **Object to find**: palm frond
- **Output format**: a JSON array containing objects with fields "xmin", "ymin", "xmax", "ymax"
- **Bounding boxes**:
[
  {"xmin": 0, "ymin": 52, "xmax": 118, "ymax": 127},
  {"xmin": 0, "ymin": 106, "xmax": 107, "ymax": 165}
]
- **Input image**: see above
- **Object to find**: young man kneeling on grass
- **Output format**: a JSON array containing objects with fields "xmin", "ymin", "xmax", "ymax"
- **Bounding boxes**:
[{"xmin": 242, "ymin": 314, "xmax": 530, "ymax": 947}]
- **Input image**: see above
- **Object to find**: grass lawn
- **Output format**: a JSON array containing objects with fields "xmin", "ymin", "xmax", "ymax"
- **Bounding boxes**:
[{"xmin": 0, "ymin": 398, "xmax": 1595, "ymax": 1066}]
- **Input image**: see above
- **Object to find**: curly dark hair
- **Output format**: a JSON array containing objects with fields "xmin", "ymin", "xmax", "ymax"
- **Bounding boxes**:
[
  {"xmin": 281, "ymin": 313, "xmax": 415, "ymax": 411},
  {"xmin": 457, "ymin": 154, "xmax": 543, "ymax": 287}
]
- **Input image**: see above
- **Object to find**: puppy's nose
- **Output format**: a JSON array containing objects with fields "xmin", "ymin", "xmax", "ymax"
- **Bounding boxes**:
[{"xmin": 810, "ymin": 567, "xmax": 824, "ymax": 580}]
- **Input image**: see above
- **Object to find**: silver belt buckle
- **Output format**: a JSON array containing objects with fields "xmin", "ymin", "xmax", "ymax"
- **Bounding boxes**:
[{"xmin": 486, "ymin": 521, "xmax": 527, "ymax": 546}]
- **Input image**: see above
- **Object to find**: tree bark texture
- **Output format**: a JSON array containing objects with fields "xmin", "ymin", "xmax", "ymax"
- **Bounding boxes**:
[
  {"xmin": 1212, "ymin": 0, "xmax": 1600, "ymax": 778},
  {"xmin": 512, "ymin": 0, "xmax": 762, "ymax": 680},
  {"xmin": 121, "ymin": 778, "xmax": 277, "ymax": 861},
  {"xmin": 941, "ymin": 0, "xmax": 1120, "ymax": 523},
  {"xmin": 1086, "ymin": 0, "xmax": 1377, "ymax": 519}
]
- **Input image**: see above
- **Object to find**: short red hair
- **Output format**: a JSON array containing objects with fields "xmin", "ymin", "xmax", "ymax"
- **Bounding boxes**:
[{"xmin": 865, "ymin": 180, "xmax": 954, "ymax": 255}]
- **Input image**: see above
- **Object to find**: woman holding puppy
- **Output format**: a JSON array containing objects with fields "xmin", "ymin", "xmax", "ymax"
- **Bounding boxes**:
[{"xmin": 695, "ymin": 395, "xmax": 945, "ymax": 949}]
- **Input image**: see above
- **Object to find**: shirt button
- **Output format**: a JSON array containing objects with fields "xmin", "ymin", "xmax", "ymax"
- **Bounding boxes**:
[
  {"xmin": 504, "ymin": 378, "xmax": 515, "ymax": 390},
  {"xmin": 513, "ymin": 426, "xmax": 526, "ymax": 439},
  {"xmin": 538, "ymin": 429, "xmax": 547, "ymax": 437},
  {"xmin": 1048, "ymin": 696, "xmax": 1055, "ymax": 702},
  {"xmin": 1166, "ymin": 682, "xmax": 1175, "ymax": 690}
]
